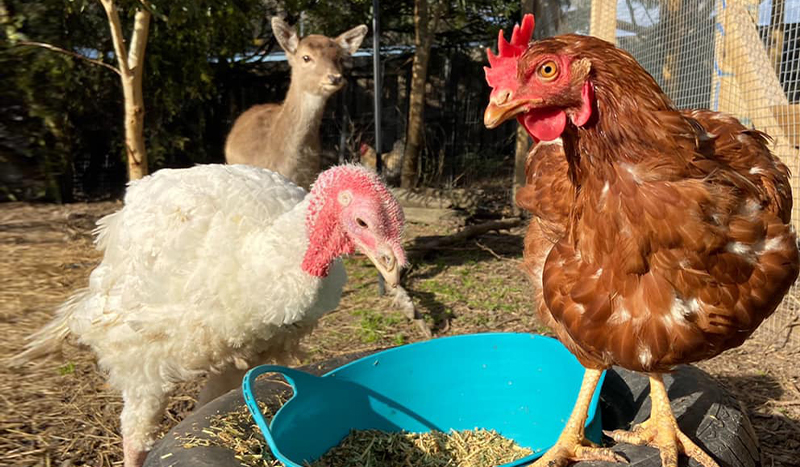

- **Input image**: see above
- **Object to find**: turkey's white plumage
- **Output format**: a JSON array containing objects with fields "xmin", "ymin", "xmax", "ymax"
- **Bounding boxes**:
[
  {"xmin": 11, "ymin": 163, "xmax": 410, "ymax": 467},
  {"xmin": 67, "ymin": 164, "xmax": 346, "ymax": 391}
]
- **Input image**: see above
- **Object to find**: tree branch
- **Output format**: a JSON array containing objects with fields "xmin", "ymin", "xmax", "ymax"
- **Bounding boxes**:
[
  {"xmin": 408, "ymin": 217, "xmax": 523, "ymax": 257},
  {"xmin": 17, "ymin": 41, "xmax": 121, "ymax": 76},
  {"xmin": 99, "ymin": 0, "xmax": 131, "ymax": 76},
  {"xmin": 136, "ymin": 0, "xmax": 167, "ymax": 22}
]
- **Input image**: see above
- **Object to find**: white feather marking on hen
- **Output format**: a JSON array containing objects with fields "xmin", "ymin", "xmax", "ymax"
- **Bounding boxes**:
[{"xmin": 607, "ymin": 306, "xmax": 631, "ymax": 325}]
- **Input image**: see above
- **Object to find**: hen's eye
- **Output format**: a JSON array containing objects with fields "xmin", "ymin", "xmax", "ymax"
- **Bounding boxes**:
[
  {"xmin": 538, "ymin": 60, "xmax": 558, "ymax": 80},
  {"xmin": 302, "ymin": 55, "xmax": 312, "ymax": 63},
  {"xmin": 356, "ymin": 218, "xmax": 368, "ymax": 228}
]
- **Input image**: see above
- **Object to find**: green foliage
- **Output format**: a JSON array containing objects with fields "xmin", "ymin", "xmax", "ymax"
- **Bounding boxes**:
[
  {"xmin": 1, "ymin": 1, "xmax": 122, "ymax": 201},
  {"xmin": 1, "ymin": 0, "xmax": 273, "ymax": 200},
  {"xmin": 1, "ymin": 0, "xmax": 522, "ymax": 201},
  {"xmin": 286, "ymin": 0, "xmax": 522, "ymax": 51},
  {"xmin": 58, "ymin": 362, "xmax": 76, "ymax": 375},
  {"xmin": 353, "ymin": 308, "xmax": 406, "ymax": 343},
  {"xmin": 435, "ymin": 0, "xmax": 521, "ymax": 50}
]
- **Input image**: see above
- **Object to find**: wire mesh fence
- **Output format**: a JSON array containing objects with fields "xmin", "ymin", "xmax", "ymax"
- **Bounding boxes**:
[
  {"xmin": 317, "ymin": 49, "xmax": 519, "ymax": 190},
  {"xmin": 538, "ymin": 0, "xmax": 800, "ymax": 350}
]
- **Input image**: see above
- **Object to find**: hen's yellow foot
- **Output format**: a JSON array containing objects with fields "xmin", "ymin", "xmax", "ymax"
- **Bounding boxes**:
[
  {"xmin": 533, "ymin": 368, "xmax": 626, "ymax": 467},
  {"xmin": 606, "ymin": 375, "xmax": 720, "ymax": 467},
  {"xmin": 532, "ymin": 435, "xmax": 626, "ymax": 467}
]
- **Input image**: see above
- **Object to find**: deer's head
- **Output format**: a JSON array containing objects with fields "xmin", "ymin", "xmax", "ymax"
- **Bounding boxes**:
[{"xmin": 272, "ymin": 17, "xmax": 368, "ymax": 98}]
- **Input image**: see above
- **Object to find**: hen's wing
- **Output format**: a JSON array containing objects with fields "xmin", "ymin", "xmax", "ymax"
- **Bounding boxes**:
[
  {"xmin": 541, "ymin": 110, "xmax": 799, "ymax": 372},
  {"xmin": 516, "ymin": 139, "xmax": 575, "ymax": 337}
]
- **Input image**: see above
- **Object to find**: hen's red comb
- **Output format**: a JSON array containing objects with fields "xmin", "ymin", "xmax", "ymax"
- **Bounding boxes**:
[{"xmin": 484, "ymin": 14, "xmax": 535, "ymax": 94}]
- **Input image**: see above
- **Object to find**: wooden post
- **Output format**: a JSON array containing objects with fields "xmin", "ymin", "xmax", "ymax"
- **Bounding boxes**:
[
  {"xmin": 768, "ymin": 0, "xmax": 786, "ymax": 75},
  {"xmin": 661, "ymin": 0, "xmax": 685, "ymax": 98},
  {"xmin": 713, "ymin": 0, "xmax": 800, "ymax": 231},
  {"xmin": 372, "ymin": 0, "xmax": 385, "ymax": 296},
  {"xmin": 589, "ymin": 0, "xmax": 616, "ymax": 44}
]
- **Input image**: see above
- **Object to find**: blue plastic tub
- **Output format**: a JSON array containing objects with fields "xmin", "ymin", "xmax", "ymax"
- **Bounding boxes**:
[{"xmin": 243, "ymin": 332, "xmax": 604, "ymax": 467}]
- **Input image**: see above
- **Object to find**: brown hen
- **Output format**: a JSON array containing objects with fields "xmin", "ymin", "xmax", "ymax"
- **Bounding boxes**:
[{"xmin": 485, "ymin": 15, "xmax": 799, "ymax": 467}]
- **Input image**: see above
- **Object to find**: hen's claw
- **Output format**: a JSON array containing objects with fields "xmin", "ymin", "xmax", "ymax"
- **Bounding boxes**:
[
  {"xmin": 532, "ymin": 369, "xmax": 626, "ymax": 467},
  {"xmin": 605, "ymin": 375, "xmax": 720, "ymax": 467},
  {"xmin": 532, "ymin": 440, "xmax": 626, "ymax": 467}
]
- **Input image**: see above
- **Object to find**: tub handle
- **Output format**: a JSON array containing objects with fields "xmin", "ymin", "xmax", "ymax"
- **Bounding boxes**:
[{"xmin": 242, "ymin": 365, "xmax": 317, "ymax": 467}]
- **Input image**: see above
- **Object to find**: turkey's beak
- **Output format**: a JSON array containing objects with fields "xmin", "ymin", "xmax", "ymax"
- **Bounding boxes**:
[
  {"xmin": 484, "ymin": 95, "xmax": 542, "ymax": 129},
  {"xmin": 364, "ymin": 246, "xmax": 401, "ymax": 289}
]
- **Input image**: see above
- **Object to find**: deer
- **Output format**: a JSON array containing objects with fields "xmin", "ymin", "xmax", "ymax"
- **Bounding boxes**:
[{"xmin": 224, "ymin": 17, "xmax": 368, "ymax": 189}]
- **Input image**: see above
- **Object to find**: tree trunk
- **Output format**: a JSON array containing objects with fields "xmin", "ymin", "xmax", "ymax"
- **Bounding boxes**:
[
  {"xmin": 100, "ymin": 0, "xmax": 151, "ymax": 180},
  {"xmin": 532, "ymin": 0, "xmax": 565, "ymax": 39},
  {"xmin": 512, "ymin": 125, "xmax": 530, "ymax": 213},
  {"xmin": 401, "ymin": 0, "xmax": 443, "ymax": 189}
]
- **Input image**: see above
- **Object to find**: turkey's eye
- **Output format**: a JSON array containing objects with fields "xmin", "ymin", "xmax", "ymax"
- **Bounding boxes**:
[
  {"xmin": 538, "ymin": 61, "xmax": 558, "ymax": 81},
  {"xmin": 302, "ymin": 55, "xmax": 312, "ymax": 63},
  {"xmin": 356, "ymin": 218, "xmax": 368, "ymax": 228}
]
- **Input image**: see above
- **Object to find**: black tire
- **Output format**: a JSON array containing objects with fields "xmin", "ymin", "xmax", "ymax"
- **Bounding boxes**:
[
  {"xmin": 597, "ymin": 365, "xmax": 760, "ymax": 467},
  {"xmin": 145, "ymin": 353, "xmax": 759, "ymax": 467}
]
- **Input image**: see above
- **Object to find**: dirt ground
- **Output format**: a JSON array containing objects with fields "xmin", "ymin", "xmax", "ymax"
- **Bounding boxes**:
[{"xmin": 1, "ymin": 201, "xmax": 799, "ymax": 466}]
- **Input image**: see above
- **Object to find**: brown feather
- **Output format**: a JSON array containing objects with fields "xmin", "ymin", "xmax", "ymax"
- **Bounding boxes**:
[{"xmin": 515, "ymin": 35, "xmax": 799, "ymax": 373}]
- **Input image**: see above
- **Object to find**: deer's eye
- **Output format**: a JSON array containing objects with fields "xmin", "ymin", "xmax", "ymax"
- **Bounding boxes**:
[
  {"xmin": 302, "ymin": 55, "xmax": 312, "ymax": 63},
  {"xmin": 356, "ymin": 218, "xmax": 368, "ymax": 228}
]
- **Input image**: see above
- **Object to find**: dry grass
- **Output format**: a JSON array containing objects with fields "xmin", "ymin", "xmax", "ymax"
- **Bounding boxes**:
[
  {"xmin": 175, "ymin": 401, "xmax": 281, "ymax": 466},
  {"xmin": 1, "ymin": 201, "xmax": 799, "ymax": 466}
]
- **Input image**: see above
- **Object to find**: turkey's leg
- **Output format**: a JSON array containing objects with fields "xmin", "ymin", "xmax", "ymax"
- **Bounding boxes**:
[
  {"xmin": 120, "ymin": 390, "xmax": 167, "ymax": 467},
  {"xmin": 531, "ymin": 368, "xmax": 625, "ymax": 467},
  {"xmin": 196, "ymin": 365, "xmax": 249, "ymax": 408},
  {"xmin": 607, "ymin": 374, "xmax": 720, "ymax": 467}
]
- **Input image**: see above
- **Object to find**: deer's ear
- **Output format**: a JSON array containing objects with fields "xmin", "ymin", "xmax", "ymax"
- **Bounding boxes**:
[
  {"xmin": 336, "ymin": 25, "xmax": 368, "ymax": 56},
  {"xmin": 272, "ymin": 17, "xmax": 299, "ymax": 55}
]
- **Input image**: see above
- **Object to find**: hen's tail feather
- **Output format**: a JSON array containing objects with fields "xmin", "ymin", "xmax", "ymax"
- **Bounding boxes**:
[{"xmin": 7, "ymin": 289, "xmax": 86, "ymax": 367}]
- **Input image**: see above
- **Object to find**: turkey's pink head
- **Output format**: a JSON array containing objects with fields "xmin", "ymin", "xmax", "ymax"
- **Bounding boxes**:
[{"xmin": 302, "ymin": 164, "xmax": 406, "ymax": 287}]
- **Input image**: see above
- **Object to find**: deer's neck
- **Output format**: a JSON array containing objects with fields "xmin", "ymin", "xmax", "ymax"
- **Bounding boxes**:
[{"xmin": 276, "ymin": 81, "xmax": 328, "ymax": 151}]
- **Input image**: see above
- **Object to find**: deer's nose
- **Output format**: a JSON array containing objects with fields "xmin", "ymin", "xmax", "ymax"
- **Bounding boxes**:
[{"xmin": 328, "ymin": 74, "xmax": 343, "ymax": 85}]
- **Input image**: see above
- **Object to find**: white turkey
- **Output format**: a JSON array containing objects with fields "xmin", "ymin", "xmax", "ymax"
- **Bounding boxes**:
[{"xmin": 10, "ymin": 163, "xmax": 406, "ymax": 467}]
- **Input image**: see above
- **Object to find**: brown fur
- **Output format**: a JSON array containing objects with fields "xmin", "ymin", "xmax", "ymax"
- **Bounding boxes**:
[{"xmin": 224, "ymin": 18, "xmax": 367, "ymax": 188}]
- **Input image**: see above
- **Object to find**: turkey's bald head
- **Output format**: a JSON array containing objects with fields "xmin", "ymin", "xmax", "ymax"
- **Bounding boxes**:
[{"xmin": 301, "ymin": 164, "xmax": 406, "ymax": 287}]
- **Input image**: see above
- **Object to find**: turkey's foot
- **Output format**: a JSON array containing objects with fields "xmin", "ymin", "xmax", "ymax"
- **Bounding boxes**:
[
  {"xmin": 123, "ymin": 438, "xmax": 149, "ymax": 467},
  {"xmin": 606, "ymin": 374, "xmax": 720, "ymax": 467}
]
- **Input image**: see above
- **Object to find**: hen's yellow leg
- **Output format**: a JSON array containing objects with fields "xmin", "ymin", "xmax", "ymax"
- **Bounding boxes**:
[
  {"xmin": 607, "ymin": 374, "xmax": 720, "ymax": 467},
  {"xmin": 532, "ymin": 368, "xmax": 625, "ymax": 467}
]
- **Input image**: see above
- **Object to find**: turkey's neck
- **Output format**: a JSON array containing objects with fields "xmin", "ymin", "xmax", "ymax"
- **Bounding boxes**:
[
  {"xmin": 243, "ymin": 197, "xmax": 333, "ymax": 282},
  {"xmin": 300, "ymin": 191, "xmax": 354, "ymax": 278},
  {"xmin": 243, "ymin": 195, "xmax": 309, "ymax": 271}
]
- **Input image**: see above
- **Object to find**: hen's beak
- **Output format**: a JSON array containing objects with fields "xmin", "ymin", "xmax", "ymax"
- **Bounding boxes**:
[
  {"xmin": 484, "ymin": 95, "xmax": 542, "ymax": 129},
  {"xmin": 364, "ymin": 246, "xmax": 401, "ymax": 289}
]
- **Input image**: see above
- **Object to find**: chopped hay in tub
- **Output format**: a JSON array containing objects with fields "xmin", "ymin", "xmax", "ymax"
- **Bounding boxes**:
[
  {"xmin": 309, "ymin": 429, "xmax": 534, "ymax": 467},
  {"xmin": 177, "ymin": 405, "xmax": 533, "ymax": 467}
]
